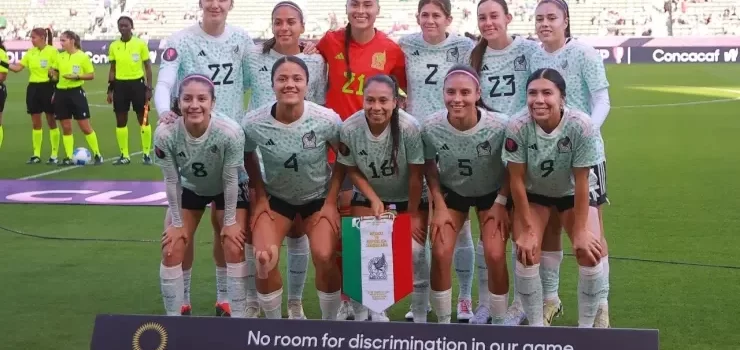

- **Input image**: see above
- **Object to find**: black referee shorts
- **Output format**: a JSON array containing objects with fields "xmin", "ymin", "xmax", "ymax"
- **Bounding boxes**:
[
  {"xmin": 113, "ymin": 78, "xmax": 147, "ymax": 113},
  {"xmin": 54, "ymin": 87, "xmax": 91, "ymax": 121},
  {"xmin": 26, "ymin": 82, "xmax": 55, "ymax": 115},
  {"xmin": 0, "ymin": 83, "xmax": 6, "ymax": 113}
]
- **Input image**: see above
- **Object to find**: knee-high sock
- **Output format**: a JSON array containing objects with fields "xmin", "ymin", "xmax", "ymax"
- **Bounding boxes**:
[
  {"xmin": 578, "ymin": 263, "xmax": 607, "ymax": 328},
  {"xmin": 475, "ymin": 240, "xmax": 489, "ymax": 307},
  {"xmin": 516, "ymin": 262, "xmax": 543, "ymax": 326},
  {"xmin": 226, "ymin": 262, "xmax": 249, "ymax": 318},
  {"xmin": 32, "ymin": 129, "xmax": 43, "ymax": 157},
  {"xmin": 454, "ymin": 220, "xmax": 474, "ymax": 301},
  {"xmin": 115, "ymin": 126, "xmax": 129, "ymax": 158},
  {"xmin": 540, "ymin": 251, "xmax": 563, "ymax": 302},
  {"xmin": 160, "ymin": 263, "xmax": 184, "ymax": 316},
  {"xmin": 286, "ymin": 236, "xmax": 309, "ymax": 301},
  {"xmin": 411, "ymin": 240, "xmax": 430, "ymax": 322},
  {"xmin": 49, "ymin": 128, "xmax": 60, "ymax": 158}
]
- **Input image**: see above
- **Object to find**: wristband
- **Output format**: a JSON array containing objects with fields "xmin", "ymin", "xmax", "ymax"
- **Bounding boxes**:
[{"xmin": 494, "ymin": 194, "xmax": 508, "ymax": 206}]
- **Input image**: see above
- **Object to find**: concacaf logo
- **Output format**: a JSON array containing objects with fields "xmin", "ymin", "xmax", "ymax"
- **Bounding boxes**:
[{"xmin": 132, "ymin": 322, "xmax": 168, "ymax": 350}]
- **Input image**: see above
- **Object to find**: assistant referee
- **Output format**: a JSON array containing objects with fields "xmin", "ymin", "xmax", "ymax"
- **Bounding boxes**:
[
  {"xmin": 8, "ymin": 28, "xmax": 60, "ymax": 164},
  {"xmin": 107, "ymin": 16, "xmax": 154, "ymax": 165},
  {"xmin": 0, "ymin": 37, "xmax": 8, "ymax": 151},
  {"xmin": 52, "ymin": 30, "xmax": 103, "ymax": 166}
]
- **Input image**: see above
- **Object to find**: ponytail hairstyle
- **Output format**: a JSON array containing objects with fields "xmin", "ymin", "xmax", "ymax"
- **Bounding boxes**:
[
  {"xmin": 0, "ymin": 36, "xmax": 5, "ymax": 51},
  {"xmin": 444, "ymin": 64, "xmax": 497, "ymax": 112},
  {"xmin": 262, "ymin": 1, "xmax": 305, "ymax": 54},
  {"xmin": 45, "ymin": 28, "xmax": 53, "ymax": 45},
  {"xmin": 469, "ymin": 0, "xmax": 510, "ymax": 73},
  {"xmin": 61, "ymin": 30, "xmax": 82, "ymax": 49},
  {"xmin": 173, "ymin": 74, "xmax": 217, "ymax": 116},
  {"xmin": 363, "ymin": 74, "xmax": 401, "ymax": 174},
  {"xmin": 538, "ymin": 0, "xmax": 571, "ymax": 38},
  {"xmin": 31, "ymin": 28, "xmax": 53, "ymax": 46}
]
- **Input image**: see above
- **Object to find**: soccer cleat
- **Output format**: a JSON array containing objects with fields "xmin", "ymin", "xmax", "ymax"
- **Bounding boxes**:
[
  {"xmin": 456, "ymin": 299, "xmax": 474, "ymax": 323},
  {"xmin": 337, "ymin": 300, "xmax": 355, "ymax": 320},
  {"xmin": 470, "ymin": 305, "xmax": 491, "ymax": 325},
  {"xmin": 46, "ymin": 157, "xmax": 58, "ymax": 165},
  {"xmin": 502, "ymin": 300, "xmax": 528, "ymax": 326},
  {"xmin": 369, "ymin": 310, "xmax": 389, "ymax": 322},
  {"xmin": 93, "ymin": 154, "xmax": 104, "ymax": 165},
  {"xmin": 215, "ymin": 302, "xmax": 231, "ymax": 317},
  {"xmin": 59, "ymin": 158, "xmax": 74, "ymax": 166},
  {"xmin": 113, "ymin": 155, "xmax": 131, "ymax": 165},
  {"xmin": 594, "ymin": 305, "xmax": 610, "ymax": 328},
  {"xmin": 404, "ymin": 307, "xmax": 414, "ymax": 321},
  {"xmin": 245, "ymin": 303, "xmax": 261, "ymax": 318},
  {"xmin": 143, "ymin": 154, "xmax": 153, "ymax": 165},
  {"xmin": 287, "ymin": 300, "xmax": 306, "ymax": 320},
  {"xmin": 26, "ymin": 156, "xmax": 41, "ymax": 164},
  {"xmin": 543, "ymin": 299, "xmax": 563, "ymax": 326},
  {"xmin": 180, "ymin": 304, "xmax": 192, "ymax": 316}
]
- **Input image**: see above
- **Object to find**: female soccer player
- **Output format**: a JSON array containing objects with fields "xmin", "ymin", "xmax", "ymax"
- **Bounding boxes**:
[
  {"xmin": 398, "ymin": 0, "xmax": 477, "ymax": 323},
  {"xmin": 153, "ymin": 0, "xmax": 255, "ymax": 317},
  {"xmin": 155, "ymin": 74, "xmax": 250, "ymax": 317},
  {"xmin": 51, "ymin": 30, "xmax": 102, "ymax": 166},
  {"xmin": 469, "ymin": 0, "xmax": 540, "ymax": 326},
  {"xmin": 422, "ymin": 65, "xmax": 510, "ymax": 324},
  {"xmin": 107, "ymin": 16, "xmax": 154, "ymax": 165},
  {"xmin": 530, "ymin": 0, "xmax": 612, "ymax": 327},
  {"xmin": 242, "ymin": 56, "xmax": 344, "ymax": 320},
  {"xmin": 504, "ymin": 68, "xmax": 605, "ymax": 328},
  {"xmin": 337, "ymin": 74, "xmax": 427, "ymax": 322},
  {"xmin": 243, "ymin": 1, "xmax": 328, "ymax": 319},
  {"xmin": 7, "ymin": 28, "xmax": 59, "ymax": 163},
  {"xmin": 0, "ymin": 37, "xmax": 7, "ymax": 150}
]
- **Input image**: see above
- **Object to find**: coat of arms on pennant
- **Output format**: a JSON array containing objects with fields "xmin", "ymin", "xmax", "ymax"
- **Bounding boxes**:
[{"xmin": 341, "ymin": 214, "xmax": 413, "ymax": 314}]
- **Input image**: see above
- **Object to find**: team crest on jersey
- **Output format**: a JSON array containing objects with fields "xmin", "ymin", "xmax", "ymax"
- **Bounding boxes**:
[
  {"xmin": 560, "ymin": 59, "xmax": 569, "ymax": 70},
  {"xmin": 557, "ymin": 136, "xmax": 572, "ymax": 153},
  {"xmin": 371, "ymin": 51, "xmax": 387, "ymax": 70},
  {"xmin": 513, "ymin": 54, "xmax": 528, "ymax": 71},
  {"xmin": 446, "ymin": 47, "xmax": 460, "ymax": 63},
  {"xmin": 234, "ymin": 45, "xmax": 239, "ymax": 54},
  {"xmin": 210, "ymin": 145, "xmax": 219, "ymax": 153},
  {"xmin": 504, "ymin": 138, "xmax": 518, "ymax": 152},
  {"xmin": 302, "ymin": 130, "xmax": 317, "ymax": 149},
  {"xmin": 476, "ymin": 141, "xmax": 492, "ymax": 157},
  {"xmin": 163, "ymin": 48, "xmax": 178, "ymax": 62},
  {"xmin": 154, "ymin": 146, "xmax": 166, "ymax": 159}
]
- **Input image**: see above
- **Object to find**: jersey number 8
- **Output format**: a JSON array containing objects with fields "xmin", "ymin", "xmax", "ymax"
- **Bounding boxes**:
[
  {"xmin": 208, "ymin": 63, "xmax": 235, "ymax": 85},
  {"xmin": 192, "ymin": 162, "xmax": 209, "ymax": 177}
]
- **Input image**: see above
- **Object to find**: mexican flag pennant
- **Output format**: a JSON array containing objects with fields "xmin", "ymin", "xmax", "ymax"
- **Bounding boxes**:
[{"xmin": 341, "ymin": 214, "xmax": 413, "ymax": 314}]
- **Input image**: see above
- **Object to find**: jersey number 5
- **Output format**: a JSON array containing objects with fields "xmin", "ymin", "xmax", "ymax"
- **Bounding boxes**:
[
  {"xmin": 488, "ymin": 75, "xmax": 515, "ymax": 97},
  {"xmin": 208, "ymin": 63, "xmax": 234, "ymax": 85}
]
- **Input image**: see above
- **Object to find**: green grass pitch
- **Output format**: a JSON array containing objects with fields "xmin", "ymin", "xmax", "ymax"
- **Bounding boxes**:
[{"xmin": 1, "ymin": 64, "xmax": 740, "ymax": 349}]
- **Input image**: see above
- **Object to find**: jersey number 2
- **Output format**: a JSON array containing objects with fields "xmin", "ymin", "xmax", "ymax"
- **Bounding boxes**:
[
  {"xmin": 208, "ymin": 63, "xmax": 234, "ymax": 85},
  {"xmin": 488, "ymin": 75, "xmax": 515, "ymax": 97},
  {"xmin": 425, "ymin": 64, "xmax": 439, "ymax": 85}
]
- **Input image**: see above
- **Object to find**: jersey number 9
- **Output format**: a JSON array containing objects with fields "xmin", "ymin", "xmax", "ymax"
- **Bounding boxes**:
[{"xmin": 208, "ymin": 63, "xmax": 235, "ymax": 85}]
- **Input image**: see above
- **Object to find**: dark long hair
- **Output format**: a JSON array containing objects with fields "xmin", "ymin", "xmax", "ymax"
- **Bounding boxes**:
[
  {"xmin": 344, "ymin": 0, "xmax": 379, "ymax": 78},
  {"xmin": 364, "ymin": 74, "xmax": 401, "ymax": 173},
  {"xmin": 526, "ymin": 68, "xmax": 567, "ymax": 101},
  {"xmin": 444, "ymin": 64, "xmax": 496, "ymax": 112},
  {"xmin": 262, "ymin": 1, "xmax": 305, "ymax": 54},
  {"xmin": 538, "ymin": 0, "xmax": 571, "ymax": 38},
  {"xmin": 271, "ymin": 55, "xmax": 310, "ymax": 87},
  {"xmin": 469, "ymin": 0, "xmax": 510, "ymax": 73},
  {"xmin": 61, "ymin": 30, "xmax": 81, "ymax": 49},
  {"xmin": 172, "ymin": 74, "xmax": 216, "ymax": 116},
  {"xmin": 31, "ymin": 28, "xmax": 53, "ymax": 46}
]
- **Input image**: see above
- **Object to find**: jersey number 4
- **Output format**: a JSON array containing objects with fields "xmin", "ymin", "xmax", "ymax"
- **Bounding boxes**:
[
  {"xmin": 488, "ymin": 75, "xmax": 515, "ymax": 97},
  {"xmin": 208, "ymin": 63, "xmax": 234, "ymax": 85}
]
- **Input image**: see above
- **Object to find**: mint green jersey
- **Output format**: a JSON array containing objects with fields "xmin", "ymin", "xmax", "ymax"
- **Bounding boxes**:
[
  {"xmin": 421, "ymin": 108, "xmax": 508, "ymax": 197},
  {"xmin": 529, "ymin": 39, "xmax": 609, "ymax": 115},
  {"xmin": 245, "ymin": 47, "xmax": 327, "ymax": 111},
  {"xmin": 398, "ymin": 32, "xmax": 474, "ymax": 119},
  {"xmin": 502, "ymin": 107, "xmax": 604, "ymax": 198},
  {"xmin": 154, "ymin": 117, "xmax": 246, "ymax": 196},
  {"xmin": 338, "ymin": 110, "xmax": 425, "ymax": 202},
  {"xmin": 158, "ymin": 24, "xmax": 254, "ymax": 120},
  {"xmin": 242, "ymin": 101, "xmax": 341, "ymax": 205},
  {"xmin": 478, "ymin": 36, "xmax": 540, "ymax": 116}
]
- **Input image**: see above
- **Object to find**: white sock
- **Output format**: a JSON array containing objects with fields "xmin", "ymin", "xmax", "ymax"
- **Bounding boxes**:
[
  {"xmin": 182, "ymin": 268, "xmax": 192, "ymax": 306},
  {"xmin": 578, "ymin": 263, "xmax": 607, "ymax": 328},
  {"xmin": 286, "ymin": 236, "xmax": 309, "ymax": 301},
  {"xmin": 454, "ymin": 220, "xmax": 474, "ymax": 301},
  {"xmin": 430, "ymin": 289, "xmax": 452, "ymax": 323},
  {"xmin": 601, "ymin": 256, "xmax": 610, "ymax": 306},
  {"xmin": 515, "ymin": 262, "xmax": 544, "ymax": 326},
  {"xmin": 475, "ymin": 240, "xmax": 489, "ymax": 307},
  {"xmin": 244, "ymin": 244, "xmax": 259, "ymax": 308},
  {"xmin": 411, "ymin": 240, "xmax": 430, "ymax": 323},
  {"xmin": 258, "ymin": 288, "xmax": 283, "ymax": 319},
  {"xmin": 216, "ymin": 266, "xmax": 228, "ymax": 304},
  {"xmin": 159, "ymin": 263, "xmax": 184, "ymax": 316},
  {"xmin": 351, "ymin": 300, "xmax": 368, "ymax": 321},
  {"xmin": 489, "ymin": 292, "xmax": 508, "ymax": 324},
  {"xmin": 226, "ymin": 262, "xmax": 248, "ymax": 318},
  {"xmin": 317, "ymin": 290, "xmax": 342, "ymax": 320},
  {"xmin": 510, "ymin": 244, "xmax": 521, "ymax": 306},
  {"xmin": 540, "ymin": 250, "xmax": 563, "ymax": 302}
]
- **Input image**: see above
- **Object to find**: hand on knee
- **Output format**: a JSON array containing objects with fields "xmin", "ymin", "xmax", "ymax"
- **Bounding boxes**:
[
  {"xmin": 162, "ymin": 239, "xmax": 187, "ymax": 266},
  {"xmin": 223, "ymin": 240, "xmax": 245, "ymax": 263}
]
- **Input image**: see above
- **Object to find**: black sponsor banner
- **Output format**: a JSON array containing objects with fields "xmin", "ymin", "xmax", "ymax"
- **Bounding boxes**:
[
  {"xmin": 595, "ymin": 46, "xmax": 740, "ymax": 64},
  {"xmin": 91, "ymin": 314, "xmax": 659, "ymax": 350}
]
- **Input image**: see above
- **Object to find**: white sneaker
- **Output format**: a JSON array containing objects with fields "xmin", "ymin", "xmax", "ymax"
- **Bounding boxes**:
[
  {"xmin": 245, "ymin": 302, "xmax": 261, "ymax": 318},
  {"xmin": 456, "ymin": 299, "xmax": 474, "ymax": 323},
  {"xmin": 370, "ymin": 310, "xmax": 390, "ymax": 322},
  {"xmin": 337, "ymin": 300, "xmax": 354, "ymax": 320},
  {"xmin": 470, "ymin": 304, "xmax": 491, "ymax": 325},
  {"xmin": 404, "ymin": 306, "xmax": 414, "ymax": 321},
  {"xmin": 287, "ymin": 300, "xmax": 306, "ymax": 320}
]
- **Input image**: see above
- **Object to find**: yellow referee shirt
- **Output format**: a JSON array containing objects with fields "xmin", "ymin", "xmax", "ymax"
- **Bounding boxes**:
[
  {"xmin": 108, "ymin": 37, "xmax": 150, "ymax": 81},
  {"xmin": 20, "ymin": 45, "xmax": 58, "ymax": 83},
  {"xmin": 0, "ymin": 49, "xmax": 9, "ymax": 74},
  {"xmin": 54, "ymin": 51, "xmax": 94, "ymax": 89}
]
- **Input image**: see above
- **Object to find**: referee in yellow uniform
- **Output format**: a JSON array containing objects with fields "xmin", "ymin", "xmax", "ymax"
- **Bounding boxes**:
[
  {"xmin": 8, "ymin": 28, "xmax": 60, "ymax": 164},
  {"xmin": 52, "ymin": 30, "xmax": 103, "ymax": 166},
  {"xmin": 107, "ymin": 16, "xmax": 154, "ymax": 165},
  {"xmin": 0, "ymin": 37, "xmax": 8, "ymax": 151}
]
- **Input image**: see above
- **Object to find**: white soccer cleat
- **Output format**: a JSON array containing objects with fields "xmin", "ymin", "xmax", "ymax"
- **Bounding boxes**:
[
  {"xmin": 470, "ymin": 305, "xmax": 491, "ymax": 325},
  {"xmin": 245, "ymin": 302, "xmax": 261, "ymax": 318},
  {"xmin": 404, "ymin": 306, "xmax": 414, "ymax": 321},
  {"xmin": 337, "ymin": 300, "xmax": 354, "ymax": 320},
  {"xmin": 594, "ymin": 304, "xmax": 610, "ymax": 328},
  {"xmin": 370, "ymin": 310, "xmax": 390, "ymax": 322},
  {"xmin": 502, "ymin": 300, "xmax": 527, "ymax": 326},
  {"xmin": 287, "ymin": 300, "xmax": 306, "ymax": 320},
  {"xmin": 457, "ymin": 299, "xmax": 474, "ymax": 323},
  {"xmin": 543, "ymin": 298, "xmax": 563, "ymax": 326}
]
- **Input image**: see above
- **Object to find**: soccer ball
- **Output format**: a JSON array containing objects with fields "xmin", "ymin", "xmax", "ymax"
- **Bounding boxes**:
[{"xmin": 72, "ymin": 147, "xmax": 93, "ymax": 165}]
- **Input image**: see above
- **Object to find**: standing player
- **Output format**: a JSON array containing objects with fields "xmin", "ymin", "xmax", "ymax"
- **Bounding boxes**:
[
  {"xmin": 338, "ymin": 75, "xmax": 427, "ymax": 322},
  {"xmin": 529, "ymin": 0, "xmax": 612, "ymax": 327},
  {"xmin": 243, "ymin": 1, "xmax": 327, "ymax": 319},
  {"xmin": 0, "ymin": 37, "xmax": 7, "ymax": 150},
  {"xmin": 398, "ymin": 0, "xmax": 477, "ymax": 323},
  {"xmin": 311, "ymin": 0, "xmax": 408, "ymax": 321},
  {"xmin": 503, "ymin": 68, "xmax": 605, "ymax": 328},
  {"xmin": 155, "ymin": 74, "xmax": 250, "ymax": 317},
  {"xmin": 153, "ymin": 0, "xmax": 254, "ymax": 317},
  {"xmin": 7, "ymin": 28, "xmax": 60, "ymax": 164},
  {"xmin": 107, "ymin": 16, "xmax": 154, "ymax": 165},
  {"xmin": 422, "ymin": 65, "xmax": 510, "ymax": 324},
  {"xmin": 468, "ymin": 0, "xmax": 540, "ymax": 326},
  {"xmin": 51, "ymin": 31, "xmax": 103, "ymax": 166},
  {"xmin": 242, "ymin": 56, "xmax": 344, "ymax": 320}
]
